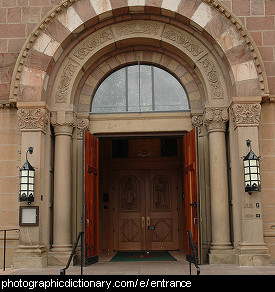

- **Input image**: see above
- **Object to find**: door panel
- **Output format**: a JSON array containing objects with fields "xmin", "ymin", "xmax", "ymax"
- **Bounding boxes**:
[
  {"xmin": 113, "ymin": 170, "xmax": 145, "ymax": 250},
  {"xmin": 83, "ymin": 130, "xmax": 99, "ymax": 265},
  {"xmin": 183, "ymin": 128, "xmax": 200, "ymax": 260},
  {"xmin": 113, "ymin": 168, "xmax": 178, "ymax": 251},
  {"xmin": 147, "ymin": 170, "xmax": 178, "ymax": 250}
]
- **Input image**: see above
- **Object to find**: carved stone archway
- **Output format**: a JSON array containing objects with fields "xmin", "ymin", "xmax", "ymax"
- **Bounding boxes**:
[{"xmin": 13, "ymin": 0, "xmax": 270, "ymax": 267}]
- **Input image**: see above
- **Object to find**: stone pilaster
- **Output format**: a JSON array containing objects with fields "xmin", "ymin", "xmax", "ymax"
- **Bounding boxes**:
[
  {"xmin": 204, "ymin": 108, "xmax": 235, "ymax": 264},
  {"xmin": 229, "ymin": 99, "xmax": 271, "ymax": 266},
  {"xmin": 14, "ymin": 103, "xmax": 50, "ymax": 268}
]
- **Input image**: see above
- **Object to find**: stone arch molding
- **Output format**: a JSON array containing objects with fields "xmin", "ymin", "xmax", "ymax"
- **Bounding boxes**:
[
  {"xmin": 55, "ymin": 20, "xmax": 226, "ymax": 109},
  {"xmin": 76, "ymin": 46, "xmax": 206, "ymax": 114},
  {"xmin": 10, "ymin": 0, "xmax": 269, "ymax": 109}
]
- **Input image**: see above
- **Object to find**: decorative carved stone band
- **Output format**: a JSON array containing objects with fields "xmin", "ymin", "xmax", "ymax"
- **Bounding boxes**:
[
  {"xmin": 162, "ymin": 26, "xmax": 204, "ymax": 57},
  {"xmin": 55, "ymin": 60, "xmax": 79, "ymax": 104},
  {"xmin": 73, "ymin": 28, "xmax": 113, "ymax": 60},
  {"xmin": 198, "ymin": 55, "xmax": 223, "ymax": 99},
  {"xmin": 230, "ymin": 104, "xmax": 261, "ymax": 129},
  {"xmin": 204, "ymin": 108, "xmax": 229, "ymax": 132},
  {"xmin": 18, "ymin": 108, "xmax": 49, "ymax": 133},
  {"xmin": 116, "ymin": 22, "xmax": 160, "ymax": 36}
]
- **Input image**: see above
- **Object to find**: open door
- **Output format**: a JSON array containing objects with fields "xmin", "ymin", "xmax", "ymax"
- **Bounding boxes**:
[
  {"xmin": 83, "ymin": 130, "xmax": 99, "ymax": 265},
  {"xmin": 183, "ymin": 128, "xmax": 201, "ymax": 262}
]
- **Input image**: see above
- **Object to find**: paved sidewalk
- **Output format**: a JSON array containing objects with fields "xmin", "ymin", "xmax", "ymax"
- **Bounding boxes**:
[{"xmin": 1, "ymin": 251, "xmax": 275, "ymax": 276}]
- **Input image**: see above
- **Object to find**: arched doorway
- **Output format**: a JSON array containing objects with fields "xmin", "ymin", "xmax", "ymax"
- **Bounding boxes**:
[
  {"xmin": 83, "ymin": 64, "xmax": 199, "ymax": 263},
  {"xmin": 12, "ymin": 0, "xmax": 270, "ymax": 268}
]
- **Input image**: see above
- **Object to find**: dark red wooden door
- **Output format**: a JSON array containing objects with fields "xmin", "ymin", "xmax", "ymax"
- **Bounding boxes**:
[
  {"xmin": 83, "ymin": 130, "xmax": 99, "ymax": 265},
  {"xmin": 183, "ymin": 128, "xmax": 200, "ymax": 261}
]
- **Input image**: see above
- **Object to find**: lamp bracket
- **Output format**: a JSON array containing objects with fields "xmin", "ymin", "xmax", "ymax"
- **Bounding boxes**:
[
  {"xmin": 28, "ymin": 147, "xmax": 34, "ymax": 154},
  {"xmin": 26, "ymin": 147, "xmax": 34, "ymax": 162}
]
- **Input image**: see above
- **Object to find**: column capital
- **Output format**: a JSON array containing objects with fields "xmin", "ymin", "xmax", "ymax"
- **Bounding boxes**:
[
  {"xmin": 17, "ymin": 107, "xmax": 49, "ymax": 134},
  {"xmin": 76, "ymin": 116, "xmax": 89, "ymax": 139},
  {"xmin": 204, "ymin": 107, "xmax": 228, "ymax": 133},
  {"xmin": 191, "ymin": 113, "xmax": 203, "ymax": 128},
  {"xmin": 230, "ymin": 103, "xmax": 261, "ymax": 129},
  {"xmin": 51, "ymin": 111, "xmax": 75, "ymax": 136}
]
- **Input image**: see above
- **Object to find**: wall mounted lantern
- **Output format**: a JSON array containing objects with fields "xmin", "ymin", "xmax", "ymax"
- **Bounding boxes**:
[
  {"xmin": 19, "ymin": 147, "xmax": 35, "ymax": 204},
  {"xmin": 243, "ymin": 140, "xmax": 260, "ymax": 195}
]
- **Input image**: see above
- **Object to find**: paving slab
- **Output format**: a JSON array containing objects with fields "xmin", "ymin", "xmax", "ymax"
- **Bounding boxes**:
[{"xmin": 1, "ymin": 251, "xmax": 274, "ymax": 276}]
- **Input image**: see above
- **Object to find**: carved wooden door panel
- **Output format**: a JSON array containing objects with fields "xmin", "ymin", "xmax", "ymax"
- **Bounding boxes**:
[
  {"xmin": 183, "ymin": 128, "xmax": 200, "ymax": 260},
  {"xmin": 113, "ymin": 170, "xmax": 146, "ymax": 250},
  {"xmin": 147, "ymin": 170, "xmax": 179, "ymax": 250},
  {"xmin": 83, "ymin": 130, "xmax": 99, "ymax": 265}
]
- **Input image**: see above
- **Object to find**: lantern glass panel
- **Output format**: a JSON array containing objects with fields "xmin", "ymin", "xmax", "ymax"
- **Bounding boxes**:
[
  {"xmin": 29, "ymin": 184, "xmax": 34, "ymax": 191},
  {"xmin": 243, "ymin": 160, "xmax": 249, "ymax": 167},
  {"xmin": 250, "ymin": 160, "xmax": 257, "ymax": 166},
  {"xmin": 21, "ymin": 177, "xmax": 28, "ymax": 183},
  {"xmin": 29, "ymin": 177, "xmax": 34, "ymax": 184},
  {"xmin": 250, "ymin": 167, "xmax": 258, "ymax": 173},
  {"xmin": 251, "ymin": 174, "xmax": 258, "ymax": 181},
  {"xmin": 21, "ymin": 170, "xmax": 28, "ymax": 177},
  {"xmin": 29, "ymin": 170, "xmax": 35, "ymax": 177},
  {"xmin": 21, "ymin": 184, "xmax": 28, "ymax": 191}
]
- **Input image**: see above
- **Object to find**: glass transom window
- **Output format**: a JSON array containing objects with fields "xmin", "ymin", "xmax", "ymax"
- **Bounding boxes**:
[{"xmin": 91, "ymin": 64, "xmax": 190, "ymax": 113}]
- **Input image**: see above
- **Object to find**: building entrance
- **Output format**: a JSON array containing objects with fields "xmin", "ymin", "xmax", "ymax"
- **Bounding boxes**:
[{"xmin": 84, "ymin": 130, "xmax": 200, "ymax": 263}]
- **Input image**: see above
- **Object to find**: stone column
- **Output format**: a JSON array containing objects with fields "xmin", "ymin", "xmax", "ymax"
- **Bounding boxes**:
[
  {"xmin": 49, "ymin": 111, "xmax": 75, "ymax": 265},
  {"xmin": 230, "ymin": 98, "xmax": 271, "ymax": 266},
  {"xmin": 204, "ymin": 108, "xmax": 235, "ymax": 264}
]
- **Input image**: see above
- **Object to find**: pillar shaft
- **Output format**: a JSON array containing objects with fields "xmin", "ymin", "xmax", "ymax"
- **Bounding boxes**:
[
  {"xmin": 52, "ymin": 126, "xmax": 73, "ymax": 250},
  {"xmin": 208, "ymin": 130, "xmax": 231, "ymax": 248},
  {"xmin": 204, "ymin": 108, "xmax": 234, "ymax": 263},
  {"xmin": 49, "ymin": 111, "xmax": 75, "ymax": 264}
]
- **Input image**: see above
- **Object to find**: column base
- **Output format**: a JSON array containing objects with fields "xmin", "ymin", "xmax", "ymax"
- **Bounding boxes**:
[
  {"xmin": 48, "ymin": 245, "xmax": 75, "ymax": 266},
  {"xmin": 208, "ymin": 242, "xmax": 236, "ymax": 264},
  {"xmin": 236, "ymin": 243, "xmax": 271, "ymax": 266},
  {"xmin": 13, "ymin": 245, "xmax": 47, "ymax": 268},
  {"xmin": 208, "ymin": 250, "xmax": 236, "ymax": 264}
]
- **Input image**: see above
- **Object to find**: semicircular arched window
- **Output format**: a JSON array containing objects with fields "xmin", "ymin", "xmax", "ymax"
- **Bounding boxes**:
[{"xmin": 91, "ymin": 64, "xmax": 190, "ymax": 113}]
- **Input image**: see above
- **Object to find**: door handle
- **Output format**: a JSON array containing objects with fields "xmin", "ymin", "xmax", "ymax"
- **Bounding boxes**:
[
  {"xmin": 190, "ymin": 201, "xmax": 197, "ymax": 207},
  {"xmin": 147, "ymin": 217, "xmax": 150, "ymax": 227},
  {"xmin": 141, "ymin": 217, "xmax": 145, "ymax": 229}
]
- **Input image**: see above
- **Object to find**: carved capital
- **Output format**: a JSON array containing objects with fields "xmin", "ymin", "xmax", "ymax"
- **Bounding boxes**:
[
  {"xmin": 76, "ymin": 117, "xmax": 89, "ymax": 138},
  {"xmin": 51, "ymin": 111, "xmax": 75, "ymax": 136},
  {"xmin": 204, "ymin": 108, "xmax": 228, "ymax": 133},
  {"xmin": 191, "ymin": 113, "xmax": 203, "ymax": 134},
  {"xmin": 18, "ymin": 108, "xmax": 49, "ymax": 133},
  {"xmin": 191, "ymin": 114, "xmax": 203, "ymax": 128},
  {"xmin": 230, "ymin": 103, "xmax": 261, "ymax": 129}
]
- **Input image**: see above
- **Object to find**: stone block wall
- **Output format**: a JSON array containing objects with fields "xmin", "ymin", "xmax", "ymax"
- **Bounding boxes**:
[{"xmin": 0, "ymin": 106, "xmax": 21, "ymax": 268}]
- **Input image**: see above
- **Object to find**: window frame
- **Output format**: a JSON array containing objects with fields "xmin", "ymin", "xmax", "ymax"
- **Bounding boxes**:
[{"xmin": 91, "ymin": 64, "xmax": 190, "ymax": 114}]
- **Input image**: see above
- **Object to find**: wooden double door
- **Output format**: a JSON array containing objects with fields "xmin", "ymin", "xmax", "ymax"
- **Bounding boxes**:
[
  {"xmin": 84, "ymin": 129, "xmax": 200, "ymax": 263},
  {"xmin": 112, "ymin": 168, "xmax": 179, "ymax": 251}
]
